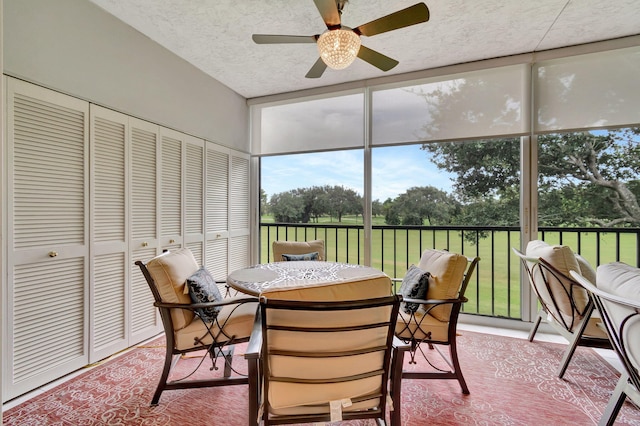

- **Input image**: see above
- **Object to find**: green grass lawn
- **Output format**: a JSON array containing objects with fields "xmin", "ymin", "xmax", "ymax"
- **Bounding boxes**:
[{"xmin": 259, "ymin": 215, "xmax": 638, "ymax": 320}]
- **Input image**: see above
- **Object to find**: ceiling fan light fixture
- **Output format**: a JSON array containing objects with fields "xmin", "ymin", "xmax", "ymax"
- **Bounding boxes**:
[{"xmin": 317, "ymin": 28, "xmax": 361, "ymax": 70}]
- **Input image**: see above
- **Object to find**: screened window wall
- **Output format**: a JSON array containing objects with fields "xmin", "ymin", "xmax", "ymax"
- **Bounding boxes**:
[{"xmin": 251, "ymin": 43, "xmax": 640, "ymax": 321}]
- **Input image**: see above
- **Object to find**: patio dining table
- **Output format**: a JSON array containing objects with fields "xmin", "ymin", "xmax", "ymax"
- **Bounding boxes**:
[{"xmin": 227, "ymin": 260, "xmax": 388, "ymax": 297}]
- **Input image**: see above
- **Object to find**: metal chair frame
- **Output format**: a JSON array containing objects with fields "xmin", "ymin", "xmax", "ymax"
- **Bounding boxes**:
[
  {"xmin": 513, "ymin": 248, "xmax": 611, "ymax": 378},
  {"xmin": 136, "ymin": 259, "xmax": 257, "ymax": 406},
  {"xmin": 571, "ymin": 270, "xmax": 640, "ymax": 426},
  {"xmin": 245, "ymin": 295, "xmax": 407, "ymax": 426},
  {"xmin": 394, "ymin": 255, "xmax": 480, "ymax": 394}
]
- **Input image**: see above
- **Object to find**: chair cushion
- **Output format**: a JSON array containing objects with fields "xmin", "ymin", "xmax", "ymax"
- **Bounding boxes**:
[
  {"xmin": 417, "ymin": 249, "xmax": 469, "ymax": 322},
  {"xmin": 269, "ymin": 399, "xmax": 379, "ymax": 417},
  {"xmin": 261, "ymin": 275, "xmax": 391, "ymax": 301},
  {"xmin": 145, "ymin": 248, "xmax": 199, "ymax": 330},
  {"xmin": 264, "ymin": 297, "xmax": 393, "ymax": 415},
  {"xmin": 268, "ymin": 378, "xmax": 382, "ymax": 415},
  {"xmin": 282, "ymin": 252, "xmax": 319, "ymax": 261},
  {"xmin": 272, "ymin": 240, "xmax": 325, "ymax": 261},
  {"xmin": 395, "ymin": 308, "xmax": 450, "ymax": 341},
  {"xmin": 575, "ymin": 253, "xmax": 597, "ymax": 286},
  {"xmin": 186, "ymin": 266, "xmax": 223, "ymax": 322},
  {"xmin": 526, "ymin": 240, "xmax": 589, "ymax": 330},
  {"xmin": 399, "ymin": 265, "xmax": 431, "ymax": 313},
  {"xmin": 596, "ymin": 262, "xmax": 640, "ymax": 370},
  {"xmin": 174, "ymin": 296, "xmax": 258, "ymax": 351}
]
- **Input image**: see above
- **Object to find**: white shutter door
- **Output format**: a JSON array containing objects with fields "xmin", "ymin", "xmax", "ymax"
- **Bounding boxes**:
[
  {"xmin": 129, "ymin": 118, "xmax": 161, "ymax": 342},
  {"xmin": 5, "ymin": 78, "xmax": 89, "ymax": 401},
  {"xmin": 229, "ymin": 152, "xmax": 251, "ymax": 273},
  {"xmin": 185, "ymin": 136, "xmax": 204, "ymax": 261},
  {"xmin": 160, "ymin": 128, "xmax": 183, "ymax": 250},
  {"xmin": 205, "ymin": 144, "xmax": 229, "ymax": 287},
  {"xmin": 207, "ymin": 147, "xmax": 229, "ymax": 234},
  {"xmin": 90, "ymin": 105, "xmax": 128, "ymax": 362}
]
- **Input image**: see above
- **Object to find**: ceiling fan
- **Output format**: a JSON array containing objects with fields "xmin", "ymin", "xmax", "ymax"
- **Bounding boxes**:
[{"xmin": 252, "ymin": 0, "xmax": 430, "ymax": 78}]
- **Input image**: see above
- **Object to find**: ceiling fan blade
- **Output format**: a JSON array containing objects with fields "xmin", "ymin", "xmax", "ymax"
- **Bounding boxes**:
[
  {"xmin": 354, "ymin": 3, "xmax": 429, "ymax": 37},
  {"xmin": 313, "ymin": 0, "xmax": 341, "ymax": 29},
  {"xmin": 252, "ymin": 34, "xmax": 317, "ymax": 44},
  {"xmin": 357, "ymin": 45, "xmax": 399, "ymax": 71},
  {"xmin": 305, "ymin": 57, "xmax": 328, "ymax": 78}
]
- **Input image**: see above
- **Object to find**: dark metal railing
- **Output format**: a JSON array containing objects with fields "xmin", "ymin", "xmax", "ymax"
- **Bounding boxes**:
[{"xmin": 261, "ymin": 222, "xmax": 640, "ymax": 320}]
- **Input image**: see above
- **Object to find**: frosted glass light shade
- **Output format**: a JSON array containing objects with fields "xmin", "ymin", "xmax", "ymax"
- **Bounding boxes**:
[{"xmin": 317, "ymin": 29, "xmax": 361, "ymax": 70}]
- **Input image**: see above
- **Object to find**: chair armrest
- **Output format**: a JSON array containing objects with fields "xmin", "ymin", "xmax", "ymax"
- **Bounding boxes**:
[
  {"xmin": 154, "ymin": 296, "xmax": 257, "ymax": 310},
  {"xmin": 245, "ymin": 309, "xmax": 263, "ymax": 360},
  {"xmin": 392, "ymin": 335, "xmax": 411, "ymax": 351},
  {"xmin": 401, "ymin": 296, "xmax": 467, "ymax": 305}
]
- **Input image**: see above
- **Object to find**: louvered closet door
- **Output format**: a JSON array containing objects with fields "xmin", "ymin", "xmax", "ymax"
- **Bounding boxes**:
[
  {"xmin": 160, "ymin": 127, "xmax": 183, "ymax": 251},
  {"xmin": 129, "ymin": 117, "xmax": 162, "ymax": 343},
  {"xmin": 184, "ymin": 136, "xmax": 205, "ymax": 264},
  {"xmin": 89, "ymin": 105, "xmax": 129, "ymax": 362},
  {"xmin": 5, "ymin": 78, "xmax": 89, "ymax": 401},
  {"xmin": 205, "ymin": 144, "xmax": 230, "ymax": 293},
  {"xmin": 229, "ymin": 151, "xmax": 251, "ymax": 275}
]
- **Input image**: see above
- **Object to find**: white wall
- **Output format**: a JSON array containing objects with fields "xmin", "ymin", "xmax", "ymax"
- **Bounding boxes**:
[{"xmin": 3, "ymin": 0, "xmax": 248, "ymax": 151}]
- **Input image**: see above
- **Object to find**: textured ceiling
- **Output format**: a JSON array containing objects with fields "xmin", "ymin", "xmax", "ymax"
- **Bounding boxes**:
[{"xmin": 88, "ymin": 0, "xmax": 640, "ymax": 99}]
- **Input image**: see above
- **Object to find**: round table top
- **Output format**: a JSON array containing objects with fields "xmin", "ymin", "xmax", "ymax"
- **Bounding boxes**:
[{"xmin": 227, "ymin": 261, "xmax": 387, "ymax": 296}]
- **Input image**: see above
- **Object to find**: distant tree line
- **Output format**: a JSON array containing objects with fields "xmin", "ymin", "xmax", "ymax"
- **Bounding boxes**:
[{"xmin": 264, "ymin": 185, "xmax": 365, "ymax": 223}]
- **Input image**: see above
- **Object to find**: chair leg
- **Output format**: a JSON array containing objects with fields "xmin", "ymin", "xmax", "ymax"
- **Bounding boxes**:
[
  {"xmin": 450, "ymin": 341, "xmax": 469, "ymax": 395},
  {"xmin": 222, "ymin": 346, "xmax": 234, "ymax": 377},
  {"xmin": 557, "ymin": 304, "xmax": 594, "ymax": 379},
  {"xmin": 528, "ymin": 309, "xmax": 543, "ymax": 342},
  {"xmin": 599, "ymin": 373, "xmax": 629, "ymax": 426},
  {"xmin": 390, "ymin": 346, "xmax": 406, "ymax": 426},
  {"xmin": 151, "ymin": 348, "xmax": 175, "ymax": 406},
  {"xmin": 557, "ymin": 332, "xmax": 581, "ymax": 379},
  {"xmin": 247, "ymin": 356, "xmax": 260, "ymax": 426}
]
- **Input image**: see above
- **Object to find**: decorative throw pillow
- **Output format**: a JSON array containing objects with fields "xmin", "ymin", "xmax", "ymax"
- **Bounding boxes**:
[
  {"xmin": 282, "ymin": 252, "xmax": 319, "ymax": 261},
  {"xmin": 399, "ymin": 265, "xmax": 431, "ymax": 314},
  {"xmin": 186, "ymin": 266, "xmax": 223, "ymax": 322}
]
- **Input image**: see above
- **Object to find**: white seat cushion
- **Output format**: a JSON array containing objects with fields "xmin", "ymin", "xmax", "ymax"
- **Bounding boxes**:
[
  {"xmin": 174, "ymin": 296, "xmax": 257, "ymax": 351},
  {"xmin": 526, "ymin": 240, "xmax": 590, "ymax": 331},
  {"xmin": 596, "ymin": 262, "xmax": 640, "ymax": 370}
]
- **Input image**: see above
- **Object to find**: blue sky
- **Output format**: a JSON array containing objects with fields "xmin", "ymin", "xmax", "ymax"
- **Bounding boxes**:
[{"xmin": 261, "ymin": 144, "xmax": 455, "ymax": 202}]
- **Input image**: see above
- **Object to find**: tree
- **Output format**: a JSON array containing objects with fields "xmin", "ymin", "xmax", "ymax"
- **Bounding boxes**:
[
  {"xmin": 537, "ymin": 130, "xmax": 640, "ymax": 226},
  {"xmin": 422, "ymin": 138, "xmax": 521, "ymax": 226},
  {"xmin": 324, "ymin": 185, "xmax": 362, "ymax": 222},
  {"xmin": 423, "ymin": 131, "xmax": 640, "ymax": 227},
  {"xmin": 393, "ymin": 186, "xmax": 459, "ymax": 225},
  {"xmin": 383, "ymin": 198, "xmax": 400, "ymax": 225},
  {"xmin": 372, "ymin": 199, "xmax": 383, "ymax": 217},
  {"xmin": 416, "ymin": 71, "xmax": 640, "ymax": 228},
  {"xmin": 269, "ymin": 191, "xmax": 305, "ymax": 223},
  {"xmin": 260, "ymin": 188, "xmax": 269, "ymax": 216},
  {"xmin": 293, "ymin": 186, "xmax": 328, "ymax": 223}
]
